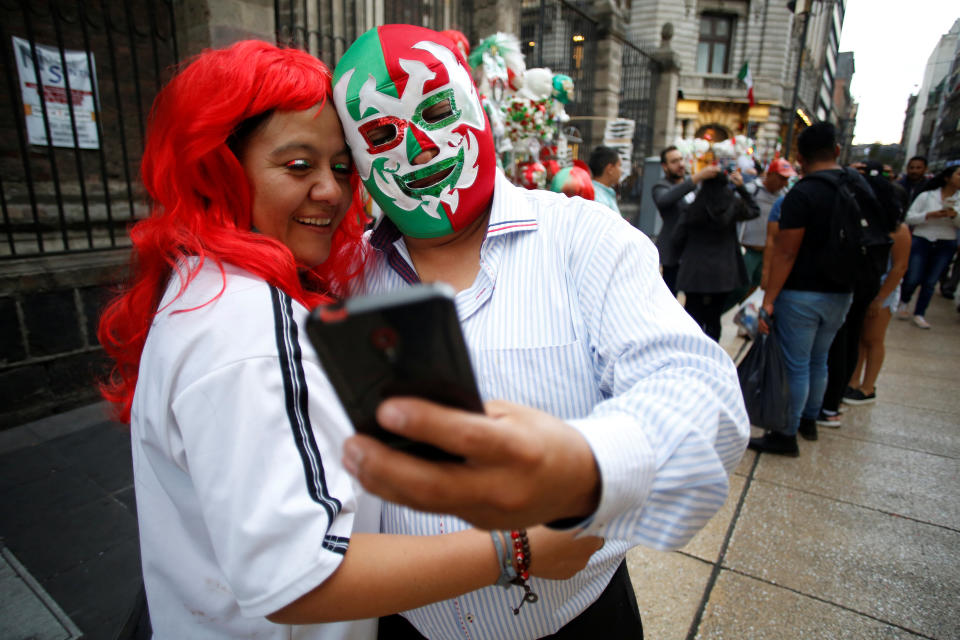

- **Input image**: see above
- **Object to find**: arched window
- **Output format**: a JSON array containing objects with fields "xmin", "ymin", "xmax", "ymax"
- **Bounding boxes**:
[{"xmin": 694, "ymin": 124, "xmax": 730, "ymax": 142}]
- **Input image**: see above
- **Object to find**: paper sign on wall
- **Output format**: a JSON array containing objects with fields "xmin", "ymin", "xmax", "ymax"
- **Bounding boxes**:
[{"xmin": 12, "ymin": 36, "xmax": 100, "ymax": 149}]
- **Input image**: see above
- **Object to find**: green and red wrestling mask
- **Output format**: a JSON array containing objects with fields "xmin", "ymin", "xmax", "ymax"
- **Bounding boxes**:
[{"xmin": 333, "ymin": 25, "xmax": 496, "ymax": 238}]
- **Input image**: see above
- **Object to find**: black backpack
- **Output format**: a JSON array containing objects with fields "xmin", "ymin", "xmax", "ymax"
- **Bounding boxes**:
[
  {"xmin": 860, "ymin": 162, "xmax": 907, "ymax": 226},
  {"xmin": 802, "ymin": 168, "xmax": 894, "ymax": 289}
]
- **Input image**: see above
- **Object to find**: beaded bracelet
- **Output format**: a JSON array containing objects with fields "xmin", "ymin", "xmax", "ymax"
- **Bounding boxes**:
[
  {"xmin": 508, "ymin": 529, "xmax": 538, "ymax": 614},
  {"xmin": 490, "ymin": 529, "xmax": 540, "ymax": 613}
]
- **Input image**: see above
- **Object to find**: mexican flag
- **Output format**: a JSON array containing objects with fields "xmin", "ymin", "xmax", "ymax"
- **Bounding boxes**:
[{"xmin": 738, "ymin": 61, "xmax": 754, "ymax": 107}]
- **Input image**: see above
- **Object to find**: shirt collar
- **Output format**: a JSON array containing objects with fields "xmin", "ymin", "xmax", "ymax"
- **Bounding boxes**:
[
  {"xmin": 368, "ymin": 213, "xmax": 402, "ymax": 254},
  {"xmin": 593, "ymin": 180, "xmax": 616, "ymax": 198},
  {"xmin": 485, "ymin": 169, "xmax": 539, "ymax": 238}
]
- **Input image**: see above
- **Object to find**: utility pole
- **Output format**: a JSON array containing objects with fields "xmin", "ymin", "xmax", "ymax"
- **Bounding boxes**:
[{"xmin": 784, "ymin": 0, "xmax": 812, "ymax": 159}]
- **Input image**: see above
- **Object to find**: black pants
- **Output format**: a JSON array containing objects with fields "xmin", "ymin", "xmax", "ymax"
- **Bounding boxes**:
[
  {"xmin": 822, "ymin": 280, "xmax": 879, "ymax": 412},
  {"xmin": 684, "ymin": 291, "xmax": 730, "ymax": 342},
  {"xmin": 378, "ymin": 561, "xmax": 643, "ymax": 639},
  {"xmin": 662, "ymin": 264, "xmax": 679, "ymax": 297},
  {"xmin": 939, "ymin": 249, "xmax": 960, "ymax": 296}
]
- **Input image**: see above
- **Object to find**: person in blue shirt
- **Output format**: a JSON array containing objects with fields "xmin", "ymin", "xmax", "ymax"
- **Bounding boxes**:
[{"xmin": 588, "ymin": 145, "xmax": 622, "ymax": 215}]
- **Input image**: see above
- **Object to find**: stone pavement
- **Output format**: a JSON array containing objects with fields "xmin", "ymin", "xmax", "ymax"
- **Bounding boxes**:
[
  {"xmin": 1, "ymin": 296, "xmax": 958, "ymax": 639},
  {"xmin": 628, "ymin": 293, "xmax": 960, "ymax": 639}
]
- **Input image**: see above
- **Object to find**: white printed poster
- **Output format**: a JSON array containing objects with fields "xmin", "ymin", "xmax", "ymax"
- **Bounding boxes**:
[{"xmin": 12, "ymin": 36, "xmax": 100, "ymax": 149}]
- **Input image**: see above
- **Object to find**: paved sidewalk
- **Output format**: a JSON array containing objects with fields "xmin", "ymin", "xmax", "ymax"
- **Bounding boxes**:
[
  {"xmin": 0, "ymin": 403, "xmax": 138, "ymax": 639},
  {"xmin": 628, "ymin": 293, "xmax": 960, "ymax": 639},
  {"xmin": 1, "ymin": 296, "xmax": 958, "ymax": 639}
]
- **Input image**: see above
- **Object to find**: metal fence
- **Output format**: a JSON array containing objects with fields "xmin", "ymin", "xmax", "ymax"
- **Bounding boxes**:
[
  {"xmin": 519, "ymin": 0, "xmax": 658, "ymax": 162},
  {"xmin": 0, "ymin": 0, "xmax": 178, "ymax": 259},
  {"xmin": 519, "ymin": 0, "xmax": 597, "ymax": 120},
  {"xmin": 276, "ymin": 0, "xmax": 473, "ymax": 69},
  {"xmin": 618, "ymin": 38, "xmax": 659, "ymax": 164},
  {"xmin": 275, "ymin": 0, "xmax": 366, "ymax": 66}
]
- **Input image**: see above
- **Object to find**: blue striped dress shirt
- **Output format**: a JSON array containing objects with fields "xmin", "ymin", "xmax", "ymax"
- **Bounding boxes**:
[{"xmin": 362, "ymin": 171, "xmax": 750, "ymax": 639}]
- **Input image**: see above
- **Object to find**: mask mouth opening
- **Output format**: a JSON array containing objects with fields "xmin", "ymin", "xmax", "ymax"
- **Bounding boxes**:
[
  {"xmin": 398, "ymin": 150, "xmax": 463, "ymax": 198},
  {"xmin": 407, "ymin": 165, "xmax": 454, "ymax": 189}
]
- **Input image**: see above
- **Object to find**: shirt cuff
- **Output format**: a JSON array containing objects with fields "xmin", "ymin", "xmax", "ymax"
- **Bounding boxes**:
[{"xmin": 564, "ymin": 413, "xmax": 656, "ymax": 537}]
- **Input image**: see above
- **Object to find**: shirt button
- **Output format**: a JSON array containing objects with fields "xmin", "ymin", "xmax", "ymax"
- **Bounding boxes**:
[{"xmin": 465, "ymin": 613, "xmax": 475, "ymax": 623}]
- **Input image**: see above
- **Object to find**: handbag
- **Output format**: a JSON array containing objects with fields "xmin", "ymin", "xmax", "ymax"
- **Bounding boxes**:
[{"xmin": 736, "ymin": 319, "xmax": 790, "ymax": 433}]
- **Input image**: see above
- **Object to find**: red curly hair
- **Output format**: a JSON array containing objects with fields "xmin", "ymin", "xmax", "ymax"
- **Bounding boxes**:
[{"xmin": 98, "ymin": 40, "xmax": 368, "ymax": 423}]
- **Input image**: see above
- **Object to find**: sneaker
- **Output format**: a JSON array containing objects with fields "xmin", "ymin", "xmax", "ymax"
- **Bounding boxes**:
[
  {"xmin": 816, "ymin": 410, "xmax": 842, "ymax": 428},
  {"xmin": 912, "ymin": 315, "xmax": 932, "ymax": 329},
  {"xmin": 896, "ymin": 304, "xmax": 911, "ymax": 320},
  {"xmin": 843, "ymin": 388, "xmax": 876, "ymax": 405}
]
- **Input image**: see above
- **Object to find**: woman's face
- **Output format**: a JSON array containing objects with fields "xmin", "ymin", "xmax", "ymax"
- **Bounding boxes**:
[
  {"xmin": 948, "ymin": 167, "xmax": 960, "ymax": 189},
  {"xmin": 240, "ymin": 103, "xmax": 353, "ymax": 269}
]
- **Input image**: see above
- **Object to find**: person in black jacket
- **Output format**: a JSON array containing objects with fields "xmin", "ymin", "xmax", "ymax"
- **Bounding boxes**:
[
  {"xmin": 675, "ymin": 168, "xmax": 760, "ymax": 341},
  {"xmin": 652, "ymin": 146, "xmax": 724, "ymax": 296}
]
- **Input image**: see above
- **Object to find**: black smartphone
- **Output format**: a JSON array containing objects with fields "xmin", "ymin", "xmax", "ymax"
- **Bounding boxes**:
[{"xmin": 306, "ymin": 283, "xmax": 482, "ymax": 462}]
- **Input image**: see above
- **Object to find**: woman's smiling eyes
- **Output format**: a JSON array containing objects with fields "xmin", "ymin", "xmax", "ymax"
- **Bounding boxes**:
[
  {"xmin": 284, "ymin": 158, "xmax": 312, "ymax": 171},
  {"xmin": 332, "ymin": 160, "xmax": 352, "ymax": 175},
  {"xmin": 282, "ymin": 157, "xmax": 352, "ymax": 176}
]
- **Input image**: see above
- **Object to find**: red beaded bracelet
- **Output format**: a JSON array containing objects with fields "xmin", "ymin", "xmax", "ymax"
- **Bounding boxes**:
[{"xmin": 509, "ymin": 529, "xmax": 538, "ymax": 614}]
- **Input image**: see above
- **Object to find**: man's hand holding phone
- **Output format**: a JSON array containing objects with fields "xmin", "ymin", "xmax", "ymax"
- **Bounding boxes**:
[{"xmin": 342, "ymin": 397, "xmax": 601, "ymax": 531}]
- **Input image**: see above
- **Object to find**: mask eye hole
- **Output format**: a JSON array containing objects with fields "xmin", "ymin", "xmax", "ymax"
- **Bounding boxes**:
[
  {"xmin": 422, "ymin": 99, "xmax": 453, "ymax": 124},
  {"xmin": 359, "ymin": 116, "xmax": 406, "ymax": 153},
  {"xmin": 368, "ymin": 124, "xmax": 397, "ymax": 146},
  {"xmin": 415, "ymin": 89, "xmax": 459, "ymax": 130}
]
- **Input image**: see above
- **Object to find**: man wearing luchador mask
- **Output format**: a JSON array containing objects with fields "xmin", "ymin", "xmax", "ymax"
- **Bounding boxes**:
[{"xmin": 334, "ymin": 25, "xmax": 749, "ymax": 640}]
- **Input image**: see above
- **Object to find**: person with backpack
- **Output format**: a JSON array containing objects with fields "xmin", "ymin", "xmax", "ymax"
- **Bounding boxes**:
[
  {"xmin": 816, "ymin": 161, "xmax": 902, "ymax": 425},
  {"xmin": 750, "ymin": 122, "xmax": 886, "ymax": 456},
  {"xmin": 895, "ymin": 164, "xmax": 960, "ymax": 329}
]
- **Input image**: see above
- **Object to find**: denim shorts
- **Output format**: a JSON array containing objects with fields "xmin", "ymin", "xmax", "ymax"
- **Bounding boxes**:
[{"xmin": 882, "ymin": 284, "xmax": 901, "ymax": 312}]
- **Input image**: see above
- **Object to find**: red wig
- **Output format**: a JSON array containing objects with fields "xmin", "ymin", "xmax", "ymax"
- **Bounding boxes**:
[{"xmin": 98, "ymin": 40, "xmax": 368, "ymax": 423}]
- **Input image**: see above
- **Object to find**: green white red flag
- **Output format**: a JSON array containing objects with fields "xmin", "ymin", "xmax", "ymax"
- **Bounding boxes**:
[{"xmin": 738, "ymin": 61, "xmax": 754, "ymax": 107}]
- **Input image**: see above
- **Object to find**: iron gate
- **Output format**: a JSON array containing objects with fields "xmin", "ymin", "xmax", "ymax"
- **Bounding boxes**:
[
  {"xmin": 619, "ymin": 38, "xmax": 658, "ymax": 164},
  {"xmin": 519, "ymin": 0, "xmax": 597, "ymax": 121},
  {"xmin": 0, "ymin": 0, "xmax": 178, "ymax": 259},
  {"xmin": 520, "ymin": 0, "xmax": 658, "ymax": 162},
  {"xmin": 276, "ymin": 0, "xmax": 473, "ymax": 69}
]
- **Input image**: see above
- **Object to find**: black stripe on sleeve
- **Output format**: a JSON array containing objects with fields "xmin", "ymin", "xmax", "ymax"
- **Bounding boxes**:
[
  {"xmin": 322, "ymin": 535, "xmax": 350, "ymax": 555},
  {"xmin": 270, "ymin": 287, "xmax": 342, "ymax": 522}
]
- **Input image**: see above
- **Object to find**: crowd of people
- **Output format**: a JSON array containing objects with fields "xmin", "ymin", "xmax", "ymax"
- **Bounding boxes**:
[{"xmin": 652, "ymin": 124, "xmax": 959, "ymax": 456}]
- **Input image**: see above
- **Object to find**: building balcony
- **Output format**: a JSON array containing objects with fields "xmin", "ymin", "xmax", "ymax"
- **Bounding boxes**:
[{"xmin": 680, "ymin": 73, "xmax": 743, "ymax": 101}]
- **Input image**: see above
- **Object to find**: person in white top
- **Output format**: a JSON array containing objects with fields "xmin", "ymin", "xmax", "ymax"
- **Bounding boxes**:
[
  {"xmin": 97, "ymin": 40, "xmax": 598, "ymax": 640},
  {"xmin": 897, "ymin": 164, "xmax": 960, "ymax": 328}
]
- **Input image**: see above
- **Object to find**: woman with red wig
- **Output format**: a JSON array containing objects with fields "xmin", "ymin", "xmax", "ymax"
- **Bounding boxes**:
[{"xmin": 98, "ymin": 41, "xmax": 597, "ymax": 639}]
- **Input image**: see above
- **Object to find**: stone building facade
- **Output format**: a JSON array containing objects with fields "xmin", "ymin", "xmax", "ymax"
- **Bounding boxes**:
[
  {"xmin": 626, "ymin": 0, "xmax": 852, "ymax": 162},
  {"xmin": 902, "ymin": 18, "xmax": 960, "ymax": 163}
]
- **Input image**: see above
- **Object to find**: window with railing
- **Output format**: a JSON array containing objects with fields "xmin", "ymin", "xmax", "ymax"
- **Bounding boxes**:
[{"xmin": 696, "ymin": 13, "xmax": 733, "ymax": 75}]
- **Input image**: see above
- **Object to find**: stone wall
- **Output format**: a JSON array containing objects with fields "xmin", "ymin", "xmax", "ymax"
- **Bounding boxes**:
[
  {"xmin": 0, "ymin": 250, "xmax": 129, "ymax": 428},
  {"xmin": 0, "ymin": 1, "xmax": 279, "ymax": 430}
]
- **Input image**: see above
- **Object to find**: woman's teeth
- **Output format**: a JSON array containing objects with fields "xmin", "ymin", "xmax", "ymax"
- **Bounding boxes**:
[{"xmin": 295, "ymin": 217, "xmax": 332, "ymax": 227}]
